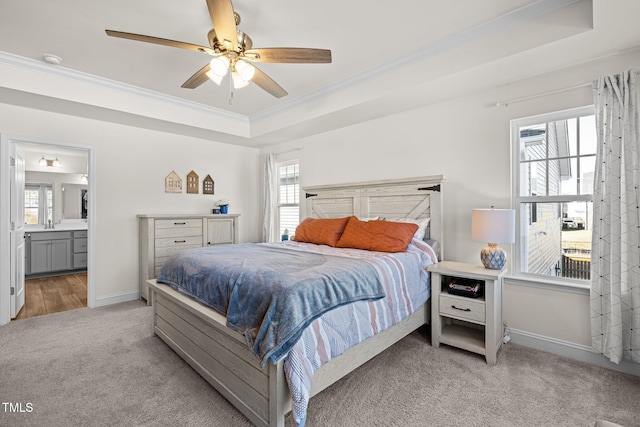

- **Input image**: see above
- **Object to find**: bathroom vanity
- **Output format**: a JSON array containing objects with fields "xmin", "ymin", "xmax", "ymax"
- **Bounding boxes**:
[{"xmin": 25, "ymin": 223, "xmax": 88, "ymax": 277}]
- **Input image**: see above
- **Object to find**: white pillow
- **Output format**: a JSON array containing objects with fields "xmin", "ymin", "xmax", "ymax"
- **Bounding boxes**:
[
  {"xmin": 357, "ymin": 216, "xmax": 380, "ymax": 221},
  {"xmin": 384, "ymin": 217, "xmax": 430, "ymax": 240}
]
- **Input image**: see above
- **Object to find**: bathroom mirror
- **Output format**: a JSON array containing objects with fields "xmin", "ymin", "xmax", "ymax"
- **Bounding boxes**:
[{"xmin": 61, "ymin": 183, "xmax": 88, "ymax": 219}]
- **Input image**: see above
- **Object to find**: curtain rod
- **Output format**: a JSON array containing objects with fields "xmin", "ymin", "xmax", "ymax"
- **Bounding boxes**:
[
  {"xmin": 495, "ymin": 70, "xmax": 640, "ymax": 107},
  {"xmin": 494, "ymin": 83, "xmax": 591, "ymax": 107},
  {"xmin": 273, "ymin": 146, "xmax": 303, "ymax": 155}
]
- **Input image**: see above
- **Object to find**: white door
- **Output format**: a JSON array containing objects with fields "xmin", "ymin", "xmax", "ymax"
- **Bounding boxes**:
[{"xmin": 10, "ymin": 145, "xmax": 25, "ymax": 318}]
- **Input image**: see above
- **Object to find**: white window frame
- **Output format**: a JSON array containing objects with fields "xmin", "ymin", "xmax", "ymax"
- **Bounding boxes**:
[{"xmin": 511, "ymin": 105, "xmax": 595, "ymax": 287}]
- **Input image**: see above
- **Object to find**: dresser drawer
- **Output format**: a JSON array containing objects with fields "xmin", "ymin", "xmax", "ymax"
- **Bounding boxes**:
[
  {"xmin": 154, "ymin": 250, "xmax": 198, "ymax": 276},
  {"xmin": 154, "ymin": 218, "xmax": 202, "ymax": 237},
  {"xmin": 439, "ymin": 294, "xmax": 485, "ymax": 324},
  {"xmin": 155, "ymin": 235, "xmax": 203, "ymax": 249},
  {"xmin": 155, "ymin": 227, "xmax": 202, "ymax": 239},
  {"xmin": 155, "ymin": 243, "xmax": 202, "ymax": 258}
]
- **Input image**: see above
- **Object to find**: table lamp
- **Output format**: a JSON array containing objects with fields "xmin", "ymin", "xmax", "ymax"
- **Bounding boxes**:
[{"xmin": 471, "ymin": 208, "xmax": 515, "ymax": 270}]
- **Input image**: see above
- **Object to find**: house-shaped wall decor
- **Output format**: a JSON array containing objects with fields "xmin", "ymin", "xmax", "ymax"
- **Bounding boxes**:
[
  {"xmin": 203, "ymin": 174, "xmax": 215, "ymax": 195},
  {"xmin": 186, "ymin": 170, "xmax": 199, "ymax": 194},
  {"xmin": 165, "ymin": 170, "xmax": 182, "ymax": 193}
]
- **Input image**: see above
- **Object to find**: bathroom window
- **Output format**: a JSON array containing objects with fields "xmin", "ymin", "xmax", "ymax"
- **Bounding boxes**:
[{"xmin": 24, "ymin": 184, "xmax": 53, "ymax": 225}]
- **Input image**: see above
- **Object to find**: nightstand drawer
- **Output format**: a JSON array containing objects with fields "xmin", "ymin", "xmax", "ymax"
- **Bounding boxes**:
[{"xmin": 440, "ymin": 294, "xmax": 485, "ymax": 324}]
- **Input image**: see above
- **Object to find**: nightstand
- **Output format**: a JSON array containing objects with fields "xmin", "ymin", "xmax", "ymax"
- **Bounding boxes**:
[{"xmin": 428, "ymin": 261, "xmax": 506, "ymax": 366}]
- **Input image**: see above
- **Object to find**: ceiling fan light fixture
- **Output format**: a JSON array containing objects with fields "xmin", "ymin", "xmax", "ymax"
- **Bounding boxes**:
[
  {"xmin": 210, "ymin": 56, "xmax": 230, "ymax": 77},
  {"xmin": 206, "ymin": 70, "xmax": 224, "ymax": 85},
  {"xmin": 231, "ymin": 71, "xmax": 249, "ymax": 89},
  {"xmin": 235, "ymin": 59, "xmax": 255, "ymax": 82},
  {"xmin": 105, "ymin": 1, "xmax": 331, "ymax": 98}
]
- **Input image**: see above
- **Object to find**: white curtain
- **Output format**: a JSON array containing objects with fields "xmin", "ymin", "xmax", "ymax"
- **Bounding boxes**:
[
  {"xmin": 591, "ymin": 69, "xmax": 640, "ymax": 364},
  {"xmin": 262, "ymin": 153, "xmax": 277, "ymax": 242}
]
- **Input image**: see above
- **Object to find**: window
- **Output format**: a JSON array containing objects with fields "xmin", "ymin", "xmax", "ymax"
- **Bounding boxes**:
[
  {"xmin": 512, "ymin": 106, "xmax": 596, "ymax": 281},
  {"xmin": 24, "ymin": 184, "xmax": 53, "ymax": 225},
  {"xmin": 277, "ymin": 160, "xmax": 299, "ymax": 239}
]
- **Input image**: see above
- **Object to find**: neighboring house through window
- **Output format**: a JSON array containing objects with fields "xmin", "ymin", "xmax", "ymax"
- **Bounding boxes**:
[
  {"xmin": 277, "ymin": 160, "xmax": 299, "ymax": 240},
  {"xmin": 512, "ymin": 106, "xmax": 595, "ymax": 281}
]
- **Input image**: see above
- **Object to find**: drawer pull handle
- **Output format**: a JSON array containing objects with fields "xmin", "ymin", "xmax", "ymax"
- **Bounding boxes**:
[
  {"xmin": 174, "ymin": 222, "xmax": 187, "ymax": 225},
  {"xmin": 174, "ymin": 240, "xmax": 186, "ymax": 243},
  {"xmin": 451, "ymin": 305, "xmax": 471, "ymax": 312}
]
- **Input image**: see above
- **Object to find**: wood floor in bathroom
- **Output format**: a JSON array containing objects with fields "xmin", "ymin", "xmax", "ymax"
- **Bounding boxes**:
[{"xmin": 15, "ymin": 272, "xmax": 87, "ymax": 320}]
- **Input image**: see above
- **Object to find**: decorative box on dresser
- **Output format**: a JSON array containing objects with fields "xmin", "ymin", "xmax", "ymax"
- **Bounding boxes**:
[
  {"xmin": 138, "ymin": 214, "xmax": 239, "ymax": 303},
  {"xmin": 428, "ymin": 261, "xmax": 506, "ymax": 366}
]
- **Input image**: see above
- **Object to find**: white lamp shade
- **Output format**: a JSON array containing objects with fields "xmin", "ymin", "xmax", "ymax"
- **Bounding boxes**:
[
  {"xmin": 471, "ymin": 208, "xmax": 515, "ymax": 244},
  {"xmin": 231, "ymin": 71, "xmax": 249, "ymax": 88},
  {"xmin": 235, "ymin": 59, "xmax": 255, "ymax": 81},
  {"xmin": 205, "ymin": 70, "xmax": 224, "ymax": 85},
  {"xmin": 209, "ymin": 56, "xmax": 230, "ymax": 77}
]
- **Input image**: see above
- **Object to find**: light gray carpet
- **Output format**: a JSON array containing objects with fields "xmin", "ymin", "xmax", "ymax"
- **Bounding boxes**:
[{"xmin": 1, "ymin": 301, "xmax": 638, "ymax": 427}]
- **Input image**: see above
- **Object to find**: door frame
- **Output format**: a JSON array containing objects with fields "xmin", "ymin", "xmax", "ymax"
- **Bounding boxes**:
[{"xmin": 0, "ymin": 134, "xmax": 96, "ymax": 325}]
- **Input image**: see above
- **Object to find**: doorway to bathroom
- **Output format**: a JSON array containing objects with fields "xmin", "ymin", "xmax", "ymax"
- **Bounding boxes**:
[{"xmin": 0, "ymin": 134, "xmax": 95, "ymax": 324}]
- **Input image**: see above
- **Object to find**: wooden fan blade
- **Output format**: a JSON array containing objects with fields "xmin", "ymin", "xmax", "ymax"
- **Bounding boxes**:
[
  {"xmin": 251, "ymin": 66, "xmax": 288, "ymax": 98},
  {"xmin": 244, "ymin": 48, "xmax": 332, "ymax": 63},
  {"xmin": 206, "ymin": 0, "xmax": 237, "ymax": 51},
  {"xmin": 181, "ymin": 64, "xmax": 212, "ymax": 89},
  {"xmin": 105, "ymin": 30, "xmax": 215, "ymax": 55}
]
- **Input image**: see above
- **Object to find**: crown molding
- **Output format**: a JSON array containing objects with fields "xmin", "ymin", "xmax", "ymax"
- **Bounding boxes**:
[{"xmin": 0, "ymin": 51, "xmax": 248, "ymax": 124}]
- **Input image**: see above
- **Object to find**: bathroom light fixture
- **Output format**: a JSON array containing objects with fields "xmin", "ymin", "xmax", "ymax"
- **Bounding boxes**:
[{"xmin": 39, "ymin": 156, "xmax": 61, "ymax": 167}]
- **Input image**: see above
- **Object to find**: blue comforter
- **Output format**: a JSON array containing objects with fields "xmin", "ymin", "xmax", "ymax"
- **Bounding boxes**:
[{"xmin": 156, "ymin": 243, "xmax": 386, "ymax": 367}]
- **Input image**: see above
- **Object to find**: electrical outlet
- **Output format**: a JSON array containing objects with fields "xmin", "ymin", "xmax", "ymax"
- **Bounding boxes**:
[{"xmin": 502, "ymin": 321, "xmax": 511, "ymax": 344}]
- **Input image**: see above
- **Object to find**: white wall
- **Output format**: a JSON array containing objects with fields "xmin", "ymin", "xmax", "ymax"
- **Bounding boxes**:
[
  {"xmin": 1, "ymin": 103, "xmax": 260, "ymax": 303},
  {"xmin": 260, "ymin": 49, "xmax": 640, "ymax": 363}
]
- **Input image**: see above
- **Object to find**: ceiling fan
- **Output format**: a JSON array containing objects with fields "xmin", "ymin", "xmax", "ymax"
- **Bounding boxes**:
[{"xmin": 105, "ymin": 0, "xmax": 332, "ymax": 98}]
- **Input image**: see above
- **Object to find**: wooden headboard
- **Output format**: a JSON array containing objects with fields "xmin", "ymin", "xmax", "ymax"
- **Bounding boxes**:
[{"xmin": 303, "ymin": 175, "xmax": 445, "ymax": 256}]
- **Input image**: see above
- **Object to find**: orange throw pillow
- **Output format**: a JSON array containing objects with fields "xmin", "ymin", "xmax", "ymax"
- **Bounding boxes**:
[
  {"xmin": 336, "ymin": 216, "xmax": 419, "ymax": 252},
  {"xmin": 293, "ymin": 216, "xmax": 350, "ymax": 247}
]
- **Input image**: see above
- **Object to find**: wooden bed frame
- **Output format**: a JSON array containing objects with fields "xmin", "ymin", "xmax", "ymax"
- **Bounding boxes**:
[{"xmin": 148, "ymin": 175, "xmax": 445, "ymax": 426}]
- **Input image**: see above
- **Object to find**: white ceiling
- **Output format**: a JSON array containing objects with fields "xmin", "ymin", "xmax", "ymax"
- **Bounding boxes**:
[{"xmin": 1, "ymin": 0, "xmax": 639, "ymax": 147}]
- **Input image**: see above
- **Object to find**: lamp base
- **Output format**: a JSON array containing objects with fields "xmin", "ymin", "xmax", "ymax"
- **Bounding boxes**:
[{"xmin": 480, "ymin": 243, "xmax": 506, "ymax": 270}]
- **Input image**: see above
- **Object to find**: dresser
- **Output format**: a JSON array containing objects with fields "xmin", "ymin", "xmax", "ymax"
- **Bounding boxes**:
[{"xmin": 138, "ymin": 214, "xmax": 239, "ymax": 303}]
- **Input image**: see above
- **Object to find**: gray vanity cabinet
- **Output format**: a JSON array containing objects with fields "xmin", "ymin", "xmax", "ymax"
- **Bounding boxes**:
[
  {"xmin": 29, "ymin": 231, "xmax": 72, "ymax": 274},
  {"xmin": 73, "ymin": 230, "xmax": 88, "ymax": 269}
]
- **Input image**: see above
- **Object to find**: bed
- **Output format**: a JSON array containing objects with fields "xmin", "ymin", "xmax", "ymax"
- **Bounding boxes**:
[{"xmin": 147, "ymin": 175, "xmax": 444, "ymax": 426}]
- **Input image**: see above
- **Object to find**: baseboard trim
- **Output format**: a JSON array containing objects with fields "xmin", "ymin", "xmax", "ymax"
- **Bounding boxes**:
[
  {"xmin": 95, "ymin": 291, "xmax": 140, "ymax": 308},
  {"xmin": 510, "ymin": 328, "xmax": 640, "ymax": 377}
]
